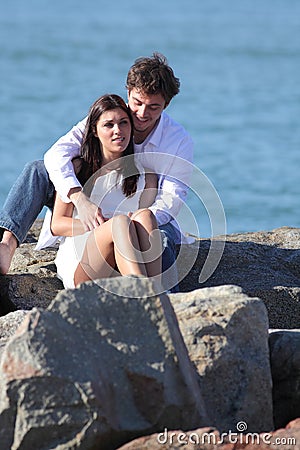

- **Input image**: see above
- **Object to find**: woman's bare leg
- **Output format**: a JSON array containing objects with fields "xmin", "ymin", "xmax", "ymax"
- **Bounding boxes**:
[
  {"xmin": 130, "ymin": 209, "xmax": 162, "ymax": 280},
  {"xmin": 74, "ymin": 214, "xmax": 147, "ymax": 286},
  {"xmin": 111, "ymin": 214, "xmax": 148, "ymax": 276}
]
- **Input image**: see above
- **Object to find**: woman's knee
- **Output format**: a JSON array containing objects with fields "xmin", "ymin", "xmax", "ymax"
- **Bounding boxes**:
[
  {"xmin": 109, "ymin": 214, "xmax": 132, "ymax": 240},
  {"xmin": 112, "ymin": 214, "xmax": 131, "ymax": 227},
  {"xmin": 130, "ymin": 208, "xmax": 155, "ymax": 223}
]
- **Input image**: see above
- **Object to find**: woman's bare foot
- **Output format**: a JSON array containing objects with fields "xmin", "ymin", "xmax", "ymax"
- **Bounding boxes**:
[{"xmin": 0, "ymin": 231, "xmax": 18, "ymax": 275}]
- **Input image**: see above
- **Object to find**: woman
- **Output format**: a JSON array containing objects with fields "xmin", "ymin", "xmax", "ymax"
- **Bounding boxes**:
[{"xmin": 47, "ymin": 94, "xmax": 162, "ymax": 289}]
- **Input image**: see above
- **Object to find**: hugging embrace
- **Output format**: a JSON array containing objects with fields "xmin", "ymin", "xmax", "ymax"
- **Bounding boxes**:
[{"xmin": 0, "ymin": 53, "xmax": 194, "ymax": 293}]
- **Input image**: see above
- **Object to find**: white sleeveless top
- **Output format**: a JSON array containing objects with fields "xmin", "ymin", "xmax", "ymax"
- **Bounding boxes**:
[{"xmin": 88, "ymin": 169, "xmax": 143, "ymax": 219}]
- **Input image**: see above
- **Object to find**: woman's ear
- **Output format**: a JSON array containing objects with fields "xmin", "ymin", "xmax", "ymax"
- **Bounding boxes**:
[{"xmin": 92, "ymin": 126, "xmax": 98, "ymax": 137}]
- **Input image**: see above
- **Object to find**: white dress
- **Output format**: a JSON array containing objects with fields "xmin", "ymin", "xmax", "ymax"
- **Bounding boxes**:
[{"xmin": 55, "ymin": 168, "xmax": 145, "ymax": 289}]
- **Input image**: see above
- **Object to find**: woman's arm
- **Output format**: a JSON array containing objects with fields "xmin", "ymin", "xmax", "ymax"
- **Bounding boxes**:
[
  {"xmin": 50, "ymin": 193, "xmax": 86, "ymax": 237},
  {"xmin": 139, "ymin": 172, "xmax": 158, "ymax": 208}
]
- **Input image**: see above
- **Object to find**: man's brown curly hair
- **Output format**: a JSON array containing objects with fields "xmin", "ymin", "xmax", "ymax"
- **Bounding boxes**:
[{"xmin": 126, "ymin": 52, "xmax": 180, "ymax": 106}]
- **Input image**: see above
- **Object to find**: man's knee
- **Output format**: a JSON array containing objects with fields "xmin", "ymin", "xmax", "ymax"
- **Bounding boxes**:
[{"xmin": 23, "ymin": 160, "xmax": 47, "ymax": 178}]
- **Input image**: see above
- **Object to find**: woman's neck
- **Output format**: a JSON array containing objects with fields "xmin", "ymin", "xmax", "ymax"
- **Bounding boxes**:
[{"xmin": 101, "ymin": 155, "xmax": 122, "ymax": 172}]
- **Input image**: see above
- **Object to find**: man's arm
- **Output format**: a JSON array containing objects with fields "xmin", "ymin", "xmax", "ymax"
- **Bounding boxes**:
[
  {"xmin": 139, "ymin": 135, "xmax": 194, "ymax": 226},
  {"xmin": 44, "ymin": 118, "xmax": 105, "ymax": 231},
  {"xmin": 148, "ymin": 176, "xmax": 191, "ymax": 226},
  {"xmin": 44, "ymin": 118, "xmax": 86, "ymax": 202}
]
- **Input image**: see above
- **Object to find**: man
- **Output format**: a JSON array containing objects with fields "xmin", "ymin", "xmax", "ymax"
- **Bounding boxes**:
[{"xmin": 0, "ymin": 53, "xmax": 193, "ymax": 291}]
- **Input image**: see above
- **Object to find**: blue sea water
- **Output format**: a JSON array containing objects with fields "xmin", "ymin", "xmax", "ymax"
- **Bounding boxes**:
[{"xmin": 1, "ymin": 0, "xmax": 299, "ymax": 237}]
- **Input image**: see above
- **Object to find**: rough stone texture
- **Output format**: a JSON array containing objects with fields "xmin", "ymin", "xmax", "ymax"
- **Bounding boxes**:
[
  {"xmin": 117, "ymin": 418, "xmax": 300, "ymax": 450},
  {"xmin": 170, "ymin": 285, "xmax": 273, "ymax": 433},
  {"xmin": 0, "ymin": 310, "xmax": 28, "ymax": 343},
  {"xmin": 0, "ymin": 244, "xmax": 63, "ymax": 314},
  {"xmin": 1, "ymin": 222, "xmax": 300, "ymax": 330},
  {"xmin": 269, "ymin": 329, "xmax": 300, "ymax": 429},
  {"xmin": 179, "ymin": 227, "xmax": 300, "ymax": 329},
  {"xmin": 0, "ymin": 310, "xmax": 28, "ymax": 361},
  {"xmin": 2, "ymin": 223, "xmax": 300, "ymax": 330},
  {"xmin": 0, "ymin": 221, "xmax": 298, "ymax": 448},
  {"xmin": 0, "ymin": 279, "xmax": 273, "ymax": 450},
  {"xmin": 0, "ymin": 277, "xmax": 206, "ymax": 450}
]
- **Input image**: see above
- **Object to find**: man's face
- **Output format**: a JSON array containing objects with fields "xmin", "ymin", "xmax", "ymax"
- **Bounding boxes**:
[{"xmin": 127, "ymin": 88, "xmax": 166, "ymax": 143}]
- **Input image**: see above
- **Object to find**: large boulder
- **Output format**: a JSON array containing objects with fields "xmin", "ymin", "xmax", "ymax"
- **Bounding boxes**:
[
  {"xmin": 0, "ymin": 279, "xmax": 273, "ymax": 449},
  {"xmin": 0, "ymin": 277, "xmax": 206, "ymax": 450},
  {"xmin": 171, "ymin": 284, "xmax": 273, "ymax": 433}
]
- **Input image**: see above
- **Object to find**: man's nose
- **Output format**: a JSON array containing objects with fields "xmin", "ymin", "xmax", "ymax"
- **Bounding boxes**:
[{"xmin": 138, "ymin": 104, "xmax": 147, "ymax": 117}]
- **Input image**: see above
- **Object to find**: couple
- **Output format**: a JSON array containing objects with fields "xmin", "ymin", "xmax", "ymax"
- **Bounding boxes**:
[{"xmin": 0, "ymin": 53, "xmax": 194, "ymax": 292}]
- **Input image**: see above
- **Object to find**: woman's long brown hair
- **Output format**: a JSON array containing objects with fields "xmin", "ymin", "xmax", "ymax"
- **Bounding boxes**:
[{"xmin": 77, "ymin": 94, "xmax": 139, "ymax": 197}]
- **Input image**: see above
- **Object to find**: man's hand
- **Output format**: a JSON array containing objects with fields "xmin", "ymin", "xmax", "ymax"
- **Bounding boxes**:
[{"xmin": 69, "ymin": 188, "xmax": 105, "ymax": 231}]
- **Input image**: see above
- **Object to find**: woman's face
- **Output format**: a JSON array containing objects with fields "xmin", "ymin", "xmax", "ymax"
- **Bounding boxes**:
[{"xmin": 95, "ymin": 107, "xmax": 132, "ymax": 160}]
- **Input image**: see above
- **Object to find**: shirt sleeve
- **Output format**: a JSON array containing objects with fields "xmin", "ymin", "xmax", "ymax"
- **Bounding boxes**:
[
  {"xmin": 148, "ymin": 136, "xmax": 194, "ymax": 226},
  {"xmin": 44, "ymin": 118, "xmax": 87, "ymax": 203}
]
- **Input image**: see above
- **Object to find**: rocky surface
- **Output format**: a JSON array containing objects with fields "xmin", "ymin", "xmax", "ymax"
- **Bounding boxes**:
[
  {"xmin": 0, "ymin": 279, "xmax": 273, "ymax": 449},
  {"xmin": 179, "ymin": 226, "xmax": 300, "ymax": 329},
  {"xmin": 0, "ymin": 222, "xmax": 299, "ymax": 449},
  {"xmin": 1, "ymin": 222, "xmax": 300, "ymax": 329},
  {"xmin": 0, "ymin": 222, "xmax": 62, "ymax": 315}
]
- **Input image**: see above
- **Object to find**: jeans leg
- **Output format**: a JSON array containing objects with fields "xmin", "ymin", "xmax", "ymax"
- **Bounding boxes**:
[
  {"xmin": 0, "ymin": 160, "xmax": 54, "ymax": 244},
  {"xmin": 159, "ymin": 222, "xmax": 179, "ymax": 293}
]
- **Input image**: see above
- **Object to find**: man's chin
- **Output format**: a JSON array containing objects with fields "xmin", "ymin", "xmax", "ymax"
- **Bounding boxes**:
[{"xmin": 133, "ymin": 126, "xmax": 147, "ymax": 134}]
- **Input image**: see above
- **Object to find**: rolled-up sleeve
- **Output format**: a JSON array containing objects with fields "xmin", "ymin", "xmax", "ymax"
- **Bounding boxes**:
[
  {"xmin": 44, "ymin": 118, "xmax": 87, "ymax": 202},
  {"xmin": 140, "ymin": 133, "xmax": 194, "ymax": 226}
]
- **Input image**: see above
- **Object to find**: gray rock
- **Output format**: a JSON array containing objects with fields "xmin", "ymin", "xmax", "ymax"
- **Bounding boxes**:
[
  {"xmin": 0, "ymin": 277, "xmax": 206, "ymax": 450},
  {"xmin": 269, "ymin": 329, "xmax": 300, "ymax": 429},
  {"xmin": 0, "ymin": 279, "xmax": 273, "ymax": 450},
  {"xmin": 0, "ymin": 240, "xmax": 63, "ymax": 313},
  {"xmin": 0, "ymin": 310, "xmax": 28, "ymax": 358},
  {"xmin": 170, "ymin": 284, "xmax": 274, "ymax": 433}
]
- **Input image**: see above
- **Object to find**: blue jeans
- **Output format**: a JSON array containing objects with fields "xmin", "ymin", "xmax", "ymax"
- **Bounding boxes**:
[
  {"xmin": 0, "ymin": 160, "xmax": 54, "ymax": 244},
  {"xmin": 159, "ymin": 222, "xmax": 179, "ymax": 293}
]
